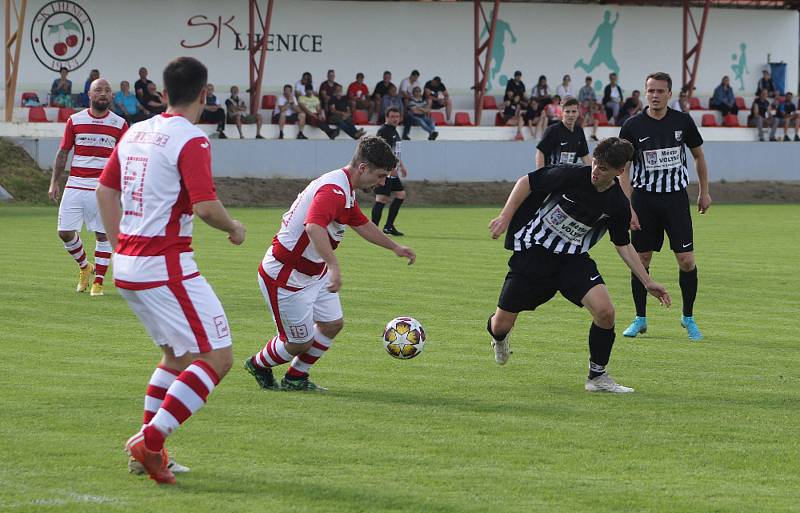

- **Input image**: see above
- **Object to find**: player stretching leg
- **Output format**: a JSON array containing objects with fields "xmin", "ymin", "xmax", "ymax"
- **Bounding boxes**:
[
  {"xmin": 372, "ymin": 107, "xmax": 409, "ymax": 236},
  {"xmin": 245, "ymin": 137, "xmax": 416, "ymax": 392},
  {"xmin": 618, "ymin": 72, "xmax": 711, "ymax": 341},
  {"xmin": 97, "ymin": 57, "xmax": 246, "ymax": 484},
  {"xmin": 486, "ymin": 138, "xmax": 671, "ymax": 393},
  {"xmin": 49, "ymin": 79, "xmax": 127, "ymax": 296}
]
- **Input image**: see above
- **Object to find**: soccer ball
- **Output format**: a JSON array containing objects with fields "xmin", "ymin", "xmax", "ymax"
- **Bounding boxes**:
[{"xmin": 382, "ymin": 317, "xmax": 426, "ymax": 360}]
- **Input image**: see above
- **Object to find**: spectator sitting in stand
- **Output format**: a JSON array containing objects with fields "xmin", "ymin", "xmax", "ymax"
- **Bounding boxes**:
[
  {"xmin": 113, "ymin": 80, "xmax": 149, "ymax": 123},
  {"xmin": 274, "ymin": 84, "xmax": 307, "ymax": 140},
  {"xmin": 134, "ymin": 67, "xmax": 154, "ymax": 98},
  {"xmin": 577, "ymin": 76, "xmax": 598, "ymax": 141},
  {"xmin": 617, "ymin": 90, "xmax": 643, "ymax": 126},
  {"xmin": 770, "ymin": 91, "xmax": 800, "ymax": 142},
  {"xmin": 225, "ymin": 85, "xmax": 264, "ymax": 139},
  {"xmin": 756, "ymin": 69, "xmax": 776, "ymax": 98},
  {"xmin": 403, "ymin": 86, "xmax": 437, "ymax": 141},
  {"xmin": 531, "ymin": 75, "xmax": 551, "ymax": 116},
  {"xmin": 505, "ymin": 70, "xmax": 526, "ymax": 101},
  {"xmin": 79, "ymin": 69, "xmax": 100, "ymax": 107},
  {"xmin": 710, "ymin": 76, "xmax": 738, "ymax": 116},
  {"xmin": 381, "ymin": 84, "xmax": 404, "ymax": 121},
  {"xmin": 545, "ymin": 95, "xmax": 563, "ymax": 126},
  {"xmin": 670, "ymin": 87, "xmax": 691, "ymax": 112},
  {"xmin": 372, "ymin": 71, "xmax": 395, "ymax": 123},
  {"xmin": 749, "ymin": 88, "xmax": 773, "ymax": 141},
  {"xmin": 139, "ymin": 82, "xmax": 165, "ymax": 115},
  {"xmin": 319, "ymin": 68, "xmax": 340, "ymax": 112},
  {"xmin": 327, "ymin": 83, "xmax": 366, "ymax": 140},
  {"xmin": 200, "ymin": 83, "xmax": 227, "ymax": 138},
  {"xmin": 555, "ymin": 74, "xmax": 575, "ymax": 99},
  {"xmin": 523, "ymin": 97, "xmax": 545, "ymax": 140},
  {"xmin": 294, "ymin": 71, "xmax": 315, "ymax": 98},
  {"xmin": 424, "ymin": 76, "xmax": 453, "ymax": 124},
  {"xmin": 50, "ymin": 67, "xmax": 72, "ymax": 107},
  {"xmin": 500, "ymin": 89, "xmax": 525, "ymax": 141},
  {"xmin": 399, "ymin": 70, "xmax": 422, "ymax": 101},
  {"xmin": 602, "ymin": 72, "xmax": 623, "ymax": 124},
  {"xmin": 347, "ymin": 72, "xmax": 372, "ymax": 120},
  {"xmin": 297, "ymin": 84, "xmax": 338, "ymax": 140}
]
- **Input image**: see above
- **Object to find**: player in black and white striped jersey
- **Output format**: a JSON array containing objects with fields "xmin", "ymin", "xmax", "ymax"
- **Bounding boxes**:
[
  {"xmin": 618, "ymin": 72, "xmax": 712, "ymax": 341},
  {"xmin": 486, "ymin": 137, "xmax": 672, "ymax": 393}
]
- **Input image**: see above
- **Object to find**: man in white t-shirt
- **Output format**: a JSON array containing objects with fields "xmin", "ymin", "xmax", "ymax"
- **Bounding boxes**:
[
  {"xmin": 399, "ymin": 70, "xmax": 421, "ymax": 101},
  {"xmin": 274, "ymin": 84, "xmax": 307, "ymax": 140}
]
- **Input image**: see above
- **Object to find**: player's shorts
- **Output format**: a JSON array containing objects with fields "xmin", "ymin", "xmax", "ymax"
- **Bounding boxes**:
[
  {"xmin": 374, "ymin": 176, "xmax": 404, "ymax": 196},
  {"xmin": 57, "ymin": 187, "xmax": 104, "ymax": 232},
  {"xmin": 497, "ymin": 245, "xmax": 605, "ymax": 313},
  {"xmin": 119, "ymin": 275, "xmax": 232, "ymax": 357},
  {"xmin": 631, "ymin": 188, "xmax": 694, "ymax": 253},
  {"xmin": 258, "ymin": 270, "xmax": 343, "ymax": 344}
]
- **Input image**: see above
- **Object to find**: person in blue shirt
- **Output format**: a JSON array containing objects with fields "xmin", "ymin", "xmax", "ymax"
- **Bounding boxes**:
[
  {"xmin": 113, "ymin": 80, "xmax": 149, "ymax": 123},
  {"xmin": 710, "ymin": 76, "xmax": 738, "ymax": 117}
]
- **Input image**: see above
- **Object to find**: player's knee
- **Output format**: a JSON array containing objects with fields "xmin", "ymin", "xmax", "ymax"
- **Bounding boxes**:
[
  {"xmin": 593, "ymin": 306, "xmax": 616, "ymax": 329},
  {"xmin": 57, "ymin": 230, "xmax": 74, "ymax": 242},
  {"xmin": 639, "ymin": 251, "xmax": 653, "ymax": 268},
  {"xmin": 676, "ymin": 253, "xmax": 695, "ymax": 271},
  {"xmin": 395, "ymin": 191, "xmax": 406, "ymax": 200},
  {"xmin": 317, "ymin": 318, "xmax": 344, "ymax": 338}
]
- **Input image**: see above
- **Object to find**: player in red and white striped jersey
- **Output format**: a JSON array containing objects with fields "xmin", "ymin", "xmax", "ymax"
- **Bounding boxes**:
[
  {"xmin": 96, "ymin": 57, "xmax": 246, "ymax": 485},
  {"xmin": 245, "ymin": 137, "xmax": 416, "ymax": 392},
  {"xmin": 49, "ymin": 78, "xmax": 127, "ymax": 296}
]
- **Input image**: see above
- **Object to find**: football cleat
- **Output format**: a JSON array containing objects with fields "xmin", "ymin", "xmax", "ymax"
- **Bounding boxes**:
[
  {"xmin": 681, "ymin": 315, "xmax": 704, "ymax": 341},
  {"xmin": 622, "ymin": 316, "xmax": 647, "ymax": 338},
  {"xmin": 490, "ymin": 333, "xmax": 511, "ymax": 366},
  {"xmin": 280, "ymin": 376, "xmax": 327, "ymax": 392},
  {"xmin": 585, "ymin": 373, "xmax": 634, "ymax": 393},
  {"xmin": 77, "ymin": 263, "xmax": 94, "ymax": 292},
  {"xmin": 244, "ymin": 358, "xmax": 281, "ymax": 390},
  {"xmin": 382, "ymin": 226, "xmax": 404, "ymax": 236},
  {"xmin": 124, "ymin": 431, "xmax": 175, "ymax": 485},
  {"xmin": 129, "ymin": 456, "xmax": 190, "ymax": 475},
  {"xmin": 90, "ymin": 283, "xmax": 104, "ymax": 296}
]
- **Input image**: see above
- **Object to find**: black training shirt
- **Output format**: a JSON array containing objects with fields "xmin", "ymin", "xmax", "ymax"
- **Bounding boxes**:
[{"xmin": 536, "ymin": 121, "xmax": 589, "ymax": 166}]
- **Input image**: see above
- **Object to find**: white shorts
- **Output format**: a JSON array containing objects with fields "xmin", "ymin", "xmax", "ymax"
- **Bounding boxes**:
[
  {"xmin": 258, "ymin": 272, "xmax": 343, "ymax": 344},
  {"xmin": 57, "ymin": 187, "xmax": 105, "ymax": 232},
  {"xmin": 119, "ymin": 275, "xmax": 232, "ymax": 357}
]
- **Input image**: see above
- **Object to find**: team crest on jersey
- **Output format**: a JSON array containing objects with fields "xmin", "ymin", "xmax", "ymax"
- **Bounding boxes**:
[
  {"xmin": 674, "ymin": 130, "xmax": 683, "ymax": 143},
  {"xmin": 645, "ymin": 151, "xmax": 659, "ymax": 167},
  {"xmin": 548, "ymin": 207, "xmax": 568, "ymax": 225},
  {"xmin": 30, "ymin": 1, "xmax": 95, "ymax": 72}
]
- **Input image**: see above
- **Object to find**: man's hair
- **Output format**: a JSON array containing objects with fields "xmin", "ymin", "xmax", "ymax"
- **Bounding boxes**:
[
  {"xmin": 163, "ymin": 57, "xmax": 207, "ymax": 107},
  {"xmin": 283, "ymin": 84, "xmax": 293, "ymax": 92},
  {"xmin": 563, "ymin": 97, "xmax": 579, "ymax": 108},
  {"xmin": 356, "ymin": 72, "xmax": 364, "ymax": 79},
  {"xmin": 305, "ymin": 84, "xmax": 313, "ymax": 92},
  {"xmin": 327, "ymin": 69, "xmax": 335, "ymax": 75},
  {"xmin": 351, "ymin": 136, "xmax": 397, "ymax": 172},
  {"xmin": 593, "ymin": 137, "xmax": 634, "ymax": 169},
  {"xmin": 411, "ymin": 70, "xmax": 419, "ymax": 77},
  {"xmin": 645, "ymin": 72, "xmax": 672, "ymax": 91},
  {"xmin": 60, "ymin": 66, "xmax": 68, "ymax": 73},
  {"xmin": 385, "ymin": 107, "xmax": 400, "ymax": 115},
  {"xmin": 433, "ymin": 76, "xmax": 441, "ymax": 82},
  {"xmin": 383, "ymin": 70, "xmax": 391, "ymax": 76},
  {"xmin": 586, "ymin": 76, "xmax": 592, "ymax": 82}
]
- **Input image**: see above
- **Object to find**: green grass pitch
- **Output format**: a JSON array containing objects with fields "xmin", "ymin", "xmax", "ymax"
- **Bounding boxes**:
[{"xmin": 1, "ymin": 204, "xmax": 798, "ymax": 513}]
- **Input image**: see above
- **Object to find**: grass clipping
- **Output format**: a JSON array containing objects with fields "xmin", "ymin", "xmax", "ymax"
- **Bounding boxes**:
[{"xmin": 0, "ymin": 138, "xmax": 51, "ymax": 204}]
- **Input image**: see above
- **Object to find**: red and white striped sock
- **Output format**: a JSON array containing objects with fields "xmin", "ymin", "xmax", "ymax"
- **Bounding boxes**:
[
  {"xmin": 286, "ymin": 326, "xmax": 334, "ymax": 379},
  {"xmin": 93, "ymin": 240, "xmax": 112, "ymax": 285},
  {"xmin": 251, "ymin": 335, "xmax": 293, "ymax": 369},
  {"xmin": 144, "ymin": 360, "xmax": 220, "ymax": 451},
  {"xmin": 142, "ymin": 364, "xmax": 180, "ymax": 426},
  {"xmin": 64, "ymin": 234, "xmax": 88, "ymax": 269}
]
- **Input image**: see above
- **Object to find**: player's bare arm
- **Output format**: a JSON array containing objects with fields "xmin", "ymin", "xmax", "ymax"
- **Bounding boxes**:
[
  {"xmin": 306, "ymin": 223, "xmax": 343, "ymax": 291},
  {"xmin": 96, "ymin": 184, "xmax": 122, "ymax": 248},
  {"xmin": 691, "ymin": 145, "xmax": 712, "ymax": 214},
  {"xmin": 534, "ymin": 149, "xmax": 546, "ymax": 169},
  {"xmin": 616, "ymin": 243, "xmax": 671, "ymax": 307},
  {"xmin": 619, "ymin": 163, "xmax": 640, "ymax": 230},
  {"xmin": 49, "ymin": 148, "xmax": 70, "ymax": 201},
  {"xmin": 193, "ymin": 200, "xmax": 246, "ymax": 245},
  {"xmin": 489, "ymin": 174, "xmax": 531, "ymax": 239},
  {"xmin": 398, "ymin": 160, "xmax": 408, "ymax": 178},
  {"xmin": 352, "ymin": 222, "xmax": 416, "ymax": 264}
]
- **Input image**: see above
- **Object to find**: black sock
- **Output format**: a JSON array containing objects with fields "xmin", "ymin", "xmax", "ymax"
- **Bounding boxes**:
[
  {"xmin": 631, "ymin": 267, "xmax": 649, "ymax": 317},
  {"xmin": 371, "ymin": 202, "xmax": 385, "ymax": 225},
  {"xmin": 385, "ymin": 198, "xmax": 404, "ymax": 228},
  {"xmin": 486, "ymin": 316, "xmax": 508, "ymax": 342},
  {"xmin": 679, "ymin": 267, "xmax": 698, "ymax": 317},
  {"xmin": 588, "ymin": 323, "xmax": 615, "ymax": 379}
]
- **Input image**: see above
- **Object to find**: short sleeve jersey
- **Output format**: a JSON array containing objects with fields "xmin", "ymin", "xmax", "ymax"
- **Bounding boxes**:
[
  {"xmin": 505, "ymin": 165, "xmax": 631, "ymax": 255},
  {"xmin": 619, "ymin": 107, "xmax": 703, "ymax": 193},
  {"xmin": 60, "ymin": 109, "xmax": 128, "ymax": 190},
  {"xmin": 377, "ymin": 124, "xmax": 401, "ymax": 159},
  {"xmin": 536, "ymin": 121, "xmax": 589, "ymax": 166}
]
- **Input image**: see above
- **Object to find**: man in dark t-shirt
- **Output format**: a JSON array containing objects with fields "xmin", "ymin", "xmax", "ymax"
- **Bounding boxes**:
[
  {"xmin": 134, "ymin": 67, "xmax": 154, "ymax": 99},
  {"xmin": 618, "ymin": 72, "xmax": 711, "ymax": 341},
  {"xmin": 372, "ymin": 107, "xmax": 408, "ymax": 236},
  {"xmin": 372, "ymin": 71, "xmax": 395, "ymax": 123},
  {"xmin": 770, "ymin": 91, "xmax": 800, "ymax": 141},
  {"xmin": 505, "ymin": 70, "xmax": 526, "ymax": 101},
  {"xmin": 423, "ymin": 76, "xmax": 453, "ymax": 123},
  {"xmin": 535, "ymin": 97, "xmax": 590, "ymax": 168},
  {"xmin": 486, "ymin": 137, "xmax": 671, "ymax": 393}
]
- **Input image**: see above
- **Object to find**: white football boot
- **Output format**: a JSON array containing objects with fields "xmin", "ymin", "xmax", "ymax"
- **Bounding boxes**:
[
  {"xmin": 491, "ymin": 333, "xmax": 511, "ymax": 365},
  {"xmin": 585, "ymin": 373, "xmax": 634, "ymax": 393}
]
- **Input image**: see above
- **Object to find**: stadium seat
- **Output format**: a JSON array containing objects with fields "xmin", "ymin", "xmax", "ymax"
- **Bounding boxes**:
[
  {"xmin": 688, "ymin": 96, "xmax": 702, "ymax": 110},
  {"xmin": 735, "ymin": 96, "xmax": 746, "ymax": 110},
  {"xmin": 57, "ymin": 107, "xmax": 75, "ymax": 122},
  {"xmin": 28, "ymin": 106, "xmax": 49, "ymax": 122},
  {"xmin": 20, "ymin": 92, "xmax": 39, "ymax": 106},
  {"xmin": 722, "ymin": 114, "xmax": 740, "ymax": 127},
  {"xmin": 593, "ymin": 111, "xmax": 610, "ymax": 127},
  {"xmin": 353, "ymin": 110, "xmax": 369, "ymax": 125},
  {"xmin": 482, "ymin": 96, "xmax": 498, "ymax": 110},
  {"xmin": 261, "ymin": 95, "xmax": 276, "ymax": 110},
  {"xmin": 454, "ymin": 112, "xmax": 472, "ymax": 126},
  {"xmin": 430, "ymin": 111, "xmax": 447, "ymax": 126},
  {"xmin": 701, "ymin": 114, "xmax": 717, "ymax": 127}
]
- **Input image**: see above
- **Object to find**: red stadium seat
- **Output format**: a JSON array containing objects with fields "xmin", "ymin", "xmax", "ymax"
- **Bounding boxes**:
[
  {"xmin": 454, "ymin": 112, "xmax": 472, "ymax": 126},
  {"xmin": 722, "ymin": 114, "xmax": 740, "ymax": 127},
  {"xmin": 430, "ymin": 111, "xmax": 446, "ymax": 126},
  {"xmin": 482, "ymin": 96, "xmax": 498, "ymax": 110},
  {"xmin": 28, "ymin": 106, "xmax": 49, "ymax": 122},
  {"xmin": 593, "ymin": 111, "xmax": 609, "ymax": 127},
  {"xmin": 57, "ymin": 107, "xmax": 75, "ymax": 122},
  {"xmin": 20, "ymin": 92, "xmax": 40, "ymax": 106},
  {"xmin": 735, "ymin": 96, "xmax": 746, "ymax": 110},
  {"xmin": 494, "ymin": 112, "xmax": 504, "ymax": 127},
  {"xmin": 701, "ymin": 114, "xmax": 717, "ymax": 127},
  {"xmin": 688, "ymin": 96, "xmax": 702, "ymax": 110},
  {"xmin": 353, "ymin": 110, "xmax": 369, "ymax": 125},
  {"xmin": 261, "ymin": 95, "xmax": 276, "ymax": 110}
]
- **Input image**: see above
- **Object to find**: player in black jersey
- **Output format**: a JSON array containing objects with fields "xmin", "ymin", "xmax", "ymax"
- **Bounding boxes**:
[
  {"xmin": 486, "ymin": 138, "xmax": 671, "ymax": 393},
  {"xmin": 372, "ymin": 107, "xmax": 408, "ymax": 236},
  {"xmin": 618, "ymin": 72, "xmax": 711, "ymax": 341},
  {"xmin": 535, "ymin": 97, "xmax": 590, "ymax": 168}
]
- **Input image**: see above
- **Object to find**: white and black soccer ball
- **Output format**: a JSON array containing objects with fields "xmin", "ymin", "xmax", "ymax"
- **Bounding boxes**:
[{"xmin": 382, "ymin": 317, "xmax": 426, "ymax": 360}]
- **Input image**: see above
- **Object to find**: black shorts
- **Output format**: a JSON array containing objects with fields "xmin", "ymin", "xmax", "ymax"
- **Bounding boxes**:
[
  {"xmin": 374, "ymin": 176, "xmax": 404, "ymax": 196},
  {"xmin": 497, "ymin": 246, "xmax": 605, "ymax": 313},
  {"xmin": 631, "ymin": 188, "xmax": 694, "ymax": 253}
]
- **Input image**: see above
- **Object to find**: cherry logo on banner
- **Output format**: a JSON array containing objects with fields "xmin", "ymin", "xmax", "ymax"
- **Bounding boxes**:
[{"xmin": 30, "ymin": 1, "xmax": 95, "ymax": 72}]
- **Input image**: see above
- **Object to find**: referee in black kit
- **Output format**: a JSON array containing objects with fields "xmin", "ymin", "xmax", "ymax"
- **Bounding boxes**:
[{"xmin": 618, "ymin": 72, "xmax": 711, "ymax": 341}]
